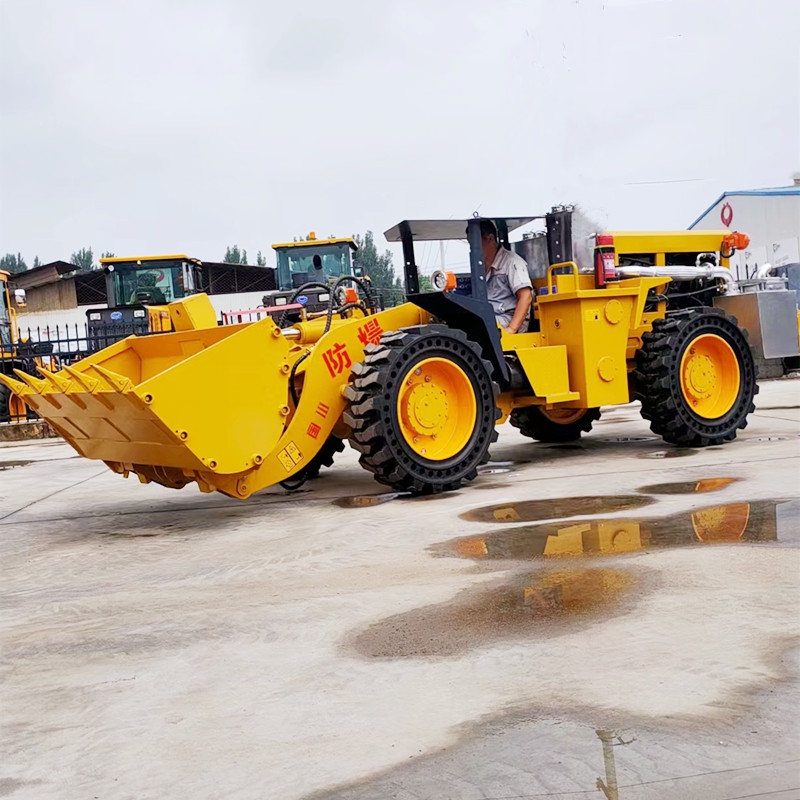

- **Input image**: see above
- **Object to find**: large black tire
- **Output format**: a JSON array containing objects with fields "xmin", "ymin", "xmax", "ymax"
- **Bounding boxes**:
[
  {"xmin": 0, "ymin": 382, "xmax": 10, "ymax": 423},
  {"xmin": 634, "ymin": 308, "xmax": 758, "ymax": 447},
  {"xmin": 344, "ymin": 326, "xmax": 499, "ymax": 494},
  {"xmin": 509, "ymin": 405, "xmax": 600, "ymax": 442},
  {"xmin": 305, "ymin": 435, "xmax": 345, "ymax": 479}
]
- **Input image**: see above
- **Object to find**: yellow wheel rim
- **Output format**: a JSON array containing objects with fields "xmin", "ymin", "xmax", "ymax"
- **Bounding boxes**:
[
  {"xmin": 539, "ymin": 407, "xmax": 588, "ymax": 425},
  {"xmin": 691, "ymin": 503, "xmax": 750, "ymax": 542},
  {"xmin": 396, "ymin": 357, "xmax": 477, "ymax": 461},
  {"xmin": 679, "ymin": 334, "xmax": 739, "ymax": 419}
]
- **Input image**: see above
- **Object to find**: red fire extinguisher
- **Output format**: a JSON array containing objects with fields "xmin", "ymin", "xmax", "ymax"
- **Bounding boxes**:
[{"xmin": 594, "ymin": 234, "xmax": 617, "ymax": 288}]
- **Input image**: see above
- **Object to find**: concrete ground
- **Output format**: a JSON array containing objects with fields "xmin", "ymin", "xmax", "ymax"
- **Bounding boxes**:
[{"xmin": 1, "ymin": 379, "xmax": 798, "ymax": 800}]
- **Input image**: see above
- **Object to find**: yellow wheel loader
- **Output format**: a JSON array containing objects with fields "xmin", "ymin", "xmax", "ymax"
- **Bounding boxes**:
[
  {"xmin": 1, "ymin": 271, "xmax": 53, "ymax": 423},
  {"xmin": 2, "ymin": 210, "xmax": 798, "ymax": 497}
]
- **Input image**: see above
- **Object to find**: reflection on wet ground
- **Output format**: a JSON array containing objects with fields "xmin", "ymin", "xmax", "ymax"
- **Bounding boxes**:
[
  {"xmin": 437, "ymin": 500, "xmax": 799, "ymax": 562},
  {"xmin": 637, "ymin": 477, "xmax": 738, "ymax": 494},
  {"xmin": 640, "ymin": 449, "xmax": 698, "ymax": 459},
  {"xmin": 333, "ymin": 492, "xmax": 403, "ymax": 508},
  {"xmin": 460, "ymin": 495, "xmax": 654, "ymax": 523},
  {"xmin": 347, "ymin": 565, "xmax": 641, "ymax": 658},
  {"xmin": 598, "ymin": 435, "xmax": 657, "ymax": 443},
  {"xmin": 308, "ymin": 688, "xmax": 800, "ymax": 799},
  {"xmin": 0, "ymin": 460, "xmax": 32, "ymax": 470}
]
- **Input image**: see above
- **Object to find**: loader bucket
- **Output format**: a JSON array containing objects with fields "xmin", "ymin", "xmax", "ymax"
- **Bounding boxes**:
[{"xmin": 0, "ymin": 315, "xmax": 295, "ymax": 493}]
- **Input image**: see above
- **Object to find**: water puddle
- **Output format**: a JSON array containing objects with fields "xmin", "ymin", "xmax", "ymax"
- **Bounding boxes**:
[
  {"xmin": 640, "ymin": 449, "xmax": 698, "ymax": 459},
  {"xmin": 637, "ymin": 477, "xmax": 739, "ymax": 495},
  {"xmin": 347, "ymin": 565, "xmax": 640, "ymax": 658},
  {"xmin": 598, "ymin": 436, "xmax": 657, "ymax": 443},
  {"xmin": 477, "ymin": 460, "xmax": 520, "ymax": 475},
  {"xmin": 0, "ymin": 460, "xmax": 33, "ymax": 470},
  {"xmin": 460, "ymin": 495, "xmax": 654, "ymax": 524},
  {"xmin": 437, "ymin": 499, "xmax": 799, "ymax": 562},
  {"xmin": 333, "ymin": 492, "xmax": 404, "ymax": 508}
]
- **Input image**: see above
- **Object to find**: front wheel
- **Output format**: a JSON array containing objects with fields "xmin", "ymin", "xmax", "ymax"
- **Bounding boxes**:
[
  {"xmin": 344, "ymin": 326, "xmax": 499, "ymax": 494},
  {"xmin": 634, "ymin": 308, "xmax": 757, "ymax": 446}
]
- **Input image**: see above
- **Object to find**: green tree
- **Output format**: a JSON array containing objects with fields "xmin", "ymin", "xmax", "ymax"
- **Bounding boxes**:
[
  {"xmin": 256, "ymin": 250, "xmax": 267, "ymax": 266},
  {"xmin": 70, "ymin": 248, "xmax": 94, "ymax": 271},
  {"xmin": 32, "ymin": 256, "xmax": 41, "ymax": 269},
  {"xmin": 352, "ymin": 231, "xmax": 401, "ymax": 291},
  {"xmin": 0, "ymin": 253, "xmax": 27, "ymax": 273},
  {"xmin": 352, "ymin": 231, "xmax": 405, "ymax": 306},
  {"xmin": 419, "ymin": 274, "xmax": 433, "ymax": 292},
  {"xmin": 223, "ymin": 245, "xmax": 248, "ymax": 264},
  {"xmin": 100, "ymin": 251, "xmax": 115, "ymax": 259}
]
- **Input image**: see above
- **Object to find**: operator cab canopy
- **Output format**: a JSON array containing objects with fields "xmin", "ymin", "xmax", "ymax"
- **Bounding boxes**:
[{"xmin": 384, "ymin": 217, "xmax": 538, "ymax": 244}]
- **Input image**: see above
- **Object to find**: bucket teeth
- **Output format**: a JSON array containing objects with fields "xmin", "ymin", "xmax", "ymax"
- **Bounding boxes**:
[
  {"xmin": 12, "ymin": 369, "xmax": 62, "ymax": 408},
  {"xmin": 62, "ymin": 365, "xmax": 99, "ymax": 392},
  {"xmin": 89, "ymin": 364, "xmax": 134, "ymax": 394},
  {"xmin": 0, "ymin": 372, "xmax": 32, "ymax": 397},
  {"xmin": 37, "ymin": 367, "xmax": 73, "ymax": 392},
  {"xmin": 13, "ymin": 369, "xmax": 48, "ymax": 393}
]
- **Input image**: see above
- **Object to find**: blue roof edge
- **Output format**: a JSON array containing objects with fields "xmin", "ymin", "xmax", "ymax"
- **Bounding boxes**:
[{"xmin": 688, "ymin": 186, "xmax": 800, "ymax": 229}]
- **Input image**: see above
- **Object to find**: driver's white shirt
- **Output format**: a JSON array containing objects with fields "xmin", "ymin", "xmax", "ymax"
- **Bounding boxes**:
[{"xmin": 487, "ymin": 247, "xmax": 532, "ymax": 328}]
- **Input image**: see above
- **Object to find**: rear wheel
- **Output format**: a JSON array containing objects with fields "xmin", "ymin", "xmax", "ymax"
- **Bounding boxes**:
[
  {"xmin": 634, "ymin": 308, "xmax": 757, "ymax": 446},
  {"xmin": 509, "ymin": 405, "xmax": 600, "ymax": 442},
  {"xmin": 344, "ymin": 326, "xmax": 499, "ymax": 494}
]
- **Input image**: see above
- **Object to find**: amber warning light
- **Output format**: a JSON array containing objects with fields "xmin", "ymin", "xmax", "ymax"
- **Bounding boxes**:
[{"xmin": 722, "ymin": 231, "xmax": 750, "ymax": 256}]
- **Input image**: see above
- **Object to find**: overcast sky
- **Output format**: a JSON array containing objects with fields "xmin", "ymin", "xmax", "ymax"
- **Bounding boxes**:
[{"xmin": 1, "ymin": 0, "xmax": 798, "ymax": 271}]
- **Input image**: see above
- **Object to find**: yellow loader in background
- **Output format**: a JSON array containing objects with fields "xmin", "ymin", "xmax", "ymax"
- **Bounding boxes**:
[
  {"xmin": 2, "ymin": 209, "xmax": 798, "ymax": 497},
  {"xmin": 1, "ymin": 271, "xmax": 54, "ymax": 423}
]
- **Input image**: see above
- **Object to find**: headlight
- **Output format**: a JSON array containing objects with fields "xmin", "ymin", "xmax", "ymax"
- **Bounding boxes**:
[{"xmin": 431, "ymin": 270, "xmax": 457, "ymax": 292}]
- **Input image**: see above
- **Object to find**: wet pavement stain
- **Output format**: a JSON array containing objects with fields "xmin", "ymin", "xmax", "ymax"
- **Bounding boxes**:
[
  {"xmin": 333, "ymin": 492, "xmax": 404, "ymax": 508},
  {"xmin": 637, "ymin": 477, "xmax": 739, "ymax": 495},
  {"xmin": 640, "ymin": 449, "xmax": 698, "ymax": 459},
  {"xmin": 0, "ymin": 460, "xmax": 33, "ymax": 470},
  {"xmin": 477, "ymin": 461, "xmax": 521, "ymax": 475},
  {"xmin": 436, "ymin": 500, "xmax": 799, "ymax": 562},
  {"xmin": 598, "ymin": 435, "xmax": 658, "ymax": 443},
  {"xmin": 459, "ymin": 495, "xmax": 654, "ymax": 524},
  {"xmin": 347, "ymin": 566, "xmax": 642, "ymax": 658}
]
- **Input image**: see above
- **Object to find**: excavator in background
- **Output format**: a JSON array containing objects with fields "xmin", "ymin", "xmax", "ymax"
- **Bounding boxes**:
[{"xmin": 2, "ymin": 207, "xmax": 799, "ymax": 496}]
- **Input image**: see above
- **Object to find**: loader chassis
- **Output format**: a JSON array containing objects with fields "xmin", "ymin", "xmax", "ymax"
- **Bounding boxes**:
[{"xmin": 1, "ymin": 213, "xmax": 792, "ymax": 497}]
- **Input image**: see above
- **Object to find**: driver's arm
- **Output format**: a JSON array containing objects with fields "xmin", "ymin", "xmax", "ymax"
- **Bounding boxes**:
[{"xmin": 505, "ymin": 287, "xmax": 532, "ymax": 334}]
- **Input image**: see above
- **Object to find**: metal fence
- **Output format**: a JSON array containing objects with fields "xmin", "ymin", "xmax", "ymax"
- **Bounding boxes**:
[{"xmin": 0, "ymin": 323, "xmax": 130, "ymax": 423}]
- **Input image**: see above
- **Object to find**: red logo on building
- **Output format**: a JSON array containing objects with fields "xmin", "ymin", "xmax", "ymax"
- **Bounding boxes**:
[
  {"xmin": 720, "ymin": 202, "xmax": 733, "ymax": 228},
  {"xmin": 306, "ymin": 422, "xmax": 321, "ymax": 439},
  {"xmin": 315, "ymin": 402, "xmax": 330, "ymax": 418},
  {"xmin": 357, "ymin": 318, "xmax": 384, "ymax": 346},
  {"xmin": 321, "ymin": 342, "xmax": 352, "ymax": 378}
]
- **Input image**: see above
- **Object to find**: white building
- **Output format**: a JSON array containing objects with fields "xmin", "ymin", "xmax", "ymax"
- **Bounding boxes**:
[{"xmin": 689, "ymin": 182, "xmax": 800, "ymax": 281}]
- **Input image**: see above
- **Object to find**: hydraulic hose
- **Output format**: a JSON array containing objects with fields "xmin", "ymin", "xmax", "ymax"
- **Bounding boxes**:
[
  {"xmin": 277, "ymin": 282, "xmax": 337, "ymax": 328},
  {"xmin": 615, "ymin": 265, "xmax": 739, "ymax": 295}
]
